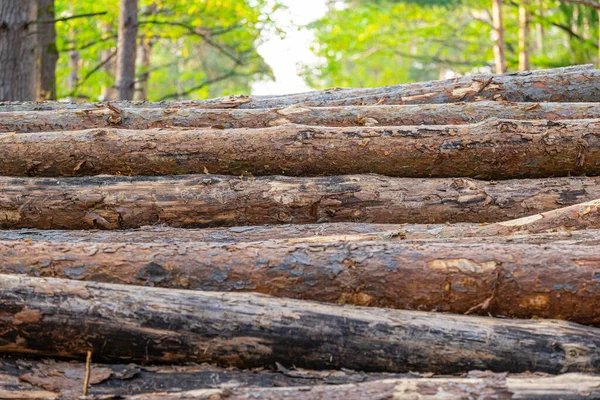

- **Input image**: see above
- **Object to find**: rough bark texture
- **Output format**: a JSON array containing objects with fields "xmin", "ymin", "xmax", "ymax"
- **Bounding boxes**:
[
  {"xmin": 492, "ymin": 0, "xmax": 507, "ymax": 74},
  {"xmin": 2, "ymin": 119, "xmax": 600, "ymax": 179},
  {"xmin": 0, "ymin": 65, "xmax": 597, "ymax": 111},
  {"xmin": 0, "ymin": 174, "xmax": 598, "ymax": 229},
  {"xmin": 0, "ymin": 1, "xmax": 38, "ymax": 101},
  {"xmin": 36, "ymin": 0, "xmax": 57, "ymax": 100},
  {"xmin": 115, "ymin": 0, "xmax": 138, "ymax": 100},
  {"xmin": 2, "ymin": 274, "xmax": 600, "ymax": 374},
  {"xmin": 0, "ymin": 359, "xmax": 422, "ymax": 398},
  {"xmin": 5, "ymin": 102, "xmax": 600, "ymax": 132},
  {"xmin": 2, "ymin": 360, "xmax": 599, "ymax": 400},
  {"xmin": 2, "ymin": 238, "xmax": 600, "ymax": 323}
]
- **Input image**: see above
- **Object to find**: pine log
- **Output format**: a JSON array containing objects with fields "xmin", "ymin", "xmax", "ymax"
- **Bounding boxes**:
[
  {"xmin": 3, "ymin": 360, "xmax": 600, "ymax": 399},
  {"xmin": 3, "ymin": 102, "xmax": 600, "ymax": 133},
  {"xmin": 2, "ymin": 274, "xmax": 600, "ymax": 374},
  {"xmin": 0, "ymin": 175, "xmax": 598, "ymax": 229},
  {"xmin": 101, "ymin": 375, "xmax": 600, "ymax": 400},
  {"xmin": 3, "ymin": 119, "xmax": 600, "ymax": 179},
  {"xmin": 0, "ymin": 359, "xmax": 411, "ymax": 398},
  {"xmin": 1, "ymin": 239, "xmax": 600, "ymax": 323},
  {"xmin": 0, "ymin": 65, "xmax": 596, "ymax": 111}
]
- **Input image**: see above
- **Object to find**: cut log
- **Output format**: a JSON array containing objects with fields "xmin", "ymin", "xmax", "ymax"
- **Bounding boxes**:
[
  {"xmin": 0, "ymin": 358, "xmax": 412, "ymax": 398},
  {"xmin": 4, "ymin": 101, "xmax": 600, "ymax": 132},
  {"xmin": 2, "ymin": 119, "xmax": 600, "ymax": 179},
  {"xmin": 98, "ymin": 375, "xmax": 600, "ymax": 400},
  {"xmin": 0, "ymin": 175, "xmax": 598, "ymax": 229},
  {"xmin": 0, "ymin": 65, "xmax": 596, "ymax": 111},
  {"xmin": 2, "ymin": 274, "xmax": 600, "ymax": 373},
  {"xmin": 2, "ymin": 360, "xmax": 600, "ymax": 400},
  {"xmin": 1, "ymin": 239, "xmax": 600, "ymax": 323},
  {"xmin": 2, "ymin": 198, "xmax": 599, "ymax": 243}
]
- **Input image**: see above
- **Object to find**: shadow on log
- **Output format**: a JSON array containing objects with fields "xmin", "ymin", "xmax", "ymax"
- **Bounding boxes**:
[
  {"xmin": 0, "ymin": 175, "xmax": 598, "ymax": 229},
  {"xmin": 2, "ymin": 119, "xmax": 600, "ymax": 179}
]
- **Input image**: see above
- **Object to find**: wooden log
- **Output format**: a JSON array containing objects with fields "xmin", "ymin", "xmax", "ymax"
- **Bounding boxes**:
[
  {"xmin": 3, "ymin": 359, "xmax": 600, "ymax": 399},
  {"xmin": 2, "ymin": 274, "xmax": 600, "ymax": 374},
  {"xmin": 0, "ymin": 358, "xmax": 411, "ymax": 398},
  {"xmin": 3, "ymin": 101, "xmax": 600, "ymax": 132},
  {"xmin": 3, "ymin": 119, "xmax": 600, "ymax": 179},
  {"xmin": 101, "ymin": 375, "xmax": 600, "ymax": 400},
  {"xmin": 2, "ymin": 197, "xmax": 600, "ymax": 243},
  {"xmin": 2, "ymin": 238, "xmax": 600, "ymax": 323},
  {"xmin": 0, "ymin": 65, "xmax": 596, "ymax": 111},
  {"xmin": 0, "ymin": 175, "xmax": 598, "ymax": 229}
]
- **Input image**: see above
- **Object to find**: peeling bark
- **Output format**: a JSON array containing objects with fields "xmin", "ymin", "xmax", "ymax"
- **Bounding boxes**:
[
  {"xmin": 2, "ymin": 119, "xmax": 600, "ymax": 179},
  {"xmin": 0, "ymin": 175, "xmax": 598, "ymax": 229},
  {"xmin": 2, "ymin": 237, "xmax": 600, "ymax": 323},
  {"xmin": 4, "ymin": 102, "xmax": 600, "ymax": 132},
  {"xmin": 0, "ymin": 65, "xmax": 597, "ymax": 110},
  {"xmin": 2, "ymin": 274, "xmax": 600, "ymax": 373}
]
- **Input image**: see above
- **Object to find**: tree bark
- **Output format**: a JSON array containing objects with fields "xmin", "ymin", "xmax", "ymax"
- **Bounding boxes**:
[
  {"xmin": 492, "ymin": 0, "xmax": 507, "ymax": 74},
  {"xmin": 116, "ymin": 0, "xmax": 138, "ymax": 101},
  {"xmin": 2, "ymin": 119, "xmax": 600, "ymax": 179},
  {"xmin": 2, "ymin": 274, "xmax": 600, "ymax": 374},
  {"xmin": 0, "ymin": 358, "xmax": 420, "ymax": 398},
  {"xmin": 0, "ymin": 174, "xmax": 598, "ymax": 229},
  {"xmin": 5, "ymin": 101, "xmax": 600, "ymax": 132},
  {"xmin": 35, "ymin": 0, "xmax": 57, "ymax": 100},
  {"xmin": 67, "ymin": 50, "xmax": 79, "ymax": 94},
  {"xmin": 0, "ymin": 65, "xmax": 596, "ymax": 111},
  {"xmin": 2, "ymin": 237, "xmax": 600, "ymax": 323},
  {"xmin": 134, "ymin": 37, "xmax": 153, "ymax": 101},
  {"xmin": 3, "ymin": 359, "xmax": 600, "ymax": 400},
  {"xmin": 518, "ymin": 1, "xmax": 530, "ymax": 71},
  {"xmin": 0, "ymin": 1, "xmax": 38, "ymax": 101}
]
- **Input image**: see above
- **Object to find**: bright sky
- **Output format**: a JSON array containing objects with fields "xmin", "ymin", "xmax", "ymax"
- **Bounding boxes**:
[{"xmin": 251, "ymin": 0, "xmax": 329, "ymax": 95}]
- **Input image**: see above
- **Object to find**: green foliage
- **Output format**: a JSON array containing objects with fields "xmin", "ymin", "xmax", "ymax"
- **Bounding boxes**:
[
  {"xmin": 302, "ymin": 0, "xmax": 600, "ymax": 89},
  {"xmin": 54, "ymin": 0, "xmax": 277, "ymax": 100}
]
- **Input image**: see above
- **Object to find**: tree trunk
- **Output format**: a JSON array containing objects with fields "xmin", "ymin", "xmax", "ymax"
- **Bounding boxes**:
[
  {"xmin": 0, "ymin": 174, "xmax": 597, "ymax": 229},
  {"xmin": 115, "ymin": 0, "xmax": 138, "ymax": 100},
  {"xmin": 492, "ymin": 0, "xmax": 507, "ymax": 74},
  {"xmin": 2, "ymin": 274, "xmax": 600, "ymax": 374},
  {"xmin": 0, "ymin": 1, "xmax": 38, "ymax": 101},
  {"xmin": 0, "ymin": 65, "xmax": 596, "ymax": 110},
  {"xmin": 3, "ymin": 359, "xmax": 600, "ymax": 400},
  {"xmin": 134, "ymin": 37, "xmax": 153, "ymax": 101},
  {"xmin": 35, "ymin": 0, "xmax": 57, "ymax": 100},
  {"xmin": 518, "ymin": 1, "xmax": 530, "ymax": 71},
  {"xmin": 67, "ymin": 50, "xmax": 79, "ymax": 93},
  {"xmin": 5, "ymin": 101, "xmax": 600, "ymax": 132},
  {"xmin": 2, "ymin": 119, "xmax": 600, "ymax": 179},
  {"xmin": 2, "ymin": 234, "xmax": 600, "ymax": 323}
]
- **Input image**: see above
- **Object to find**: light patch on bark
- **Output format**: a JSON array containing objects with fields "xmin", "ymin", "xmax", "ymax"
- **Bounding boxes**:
[{"xmin": 428, "ymin": 259, "xmax": 497, "ymax": 274}]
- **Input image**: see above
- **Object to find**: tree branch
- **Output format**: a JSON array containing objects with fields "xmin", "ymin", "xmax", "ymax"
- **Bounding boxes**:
[
  {"xmin": 35, "ymin": 11, "xmax": 108, "ymax": 24},
  {"xmin": 158, "ymin": 70, "xmax": 239, "ymax": 100},
  {"xmin": 138, "ymin": 20, "xmax": 244, "ymax": 65},
  {"xmin": 61, "ymin": 34, "xmax": 117, "ymax": 52},
  {"xmin": 68, "ymin": 50, "xmax": 117, "ymax": 97}
]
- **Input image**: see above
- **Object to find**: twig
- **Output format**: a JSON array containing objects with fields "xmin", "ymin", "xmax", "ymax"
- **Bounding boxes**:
[
  {"xmin": 35, "ymin": 11, "xmax": 108, "ymax": 24},
  {"xmin": 83, "ymin": 350, "xmax": 92, "ymax": 396},
  {"xmin": 158, "ymin": 70, "xmax": 238, "ymax": 101}
]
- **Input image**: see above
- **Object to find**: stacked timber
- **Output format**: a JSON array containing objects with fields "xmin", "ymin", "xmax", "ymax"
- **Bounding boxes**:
[{"xmin": 2, "ymin": 65, "xmax": 600, "ymax": 399}]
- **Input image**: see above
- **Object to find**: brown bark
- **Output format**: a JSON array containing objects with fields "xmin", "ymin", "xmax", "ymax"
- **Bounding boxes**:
[
  {"xmin": 492, "ymin": 0, "xmax": 507, "ymax": 74},
  {"xmin": 0, "ymin": 1, "xmax": 38, "ymax": 101},
  {"xmin": 5, "ymin": 101, "xmax": 600, "ymax": 132},
  {"xmin": 67, "ymin": 50, "xmax": 79, "ymax": 93},
  {"xmin": 2, "ymin": 119, "xmax": 600, "ymax": 179},
  {"xmin": 518, "ymin": 1, "xmax": 530, "ymax": 71},
  {"xmin": 2, "ymin": 237, "xmax": 600, "ymax": 323},
  {"xmin": 134, "ymin": 37, "xmax": 153, "ymax": 101},
  {"xmin": 116, "ymin": 0, "xmax": 138, "ymax": 100},
  {"xmin": 2, "ymin": 360, "xmax": 600, "ymax": 400},
  {"xmin": 0, "ymin": 65, "xmax": 597, "ymax": 111},
  {"xmin": 2, "ymin": 274, "xmax": 600, "ymax": 374},
  {"xmin": 0, "ymin": 174, "xmax": 598, "ymax": 229},
  {"xmin": 36, "ymin": 0, "xmax": 58, "ymax": 100}
]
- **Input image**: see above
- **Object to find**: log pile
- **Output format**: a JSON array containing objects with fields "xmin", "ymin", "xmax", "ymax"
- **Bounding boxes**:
[{"xmin": 2, "ymin": 65, "xmax": 600, "ymax": 399}]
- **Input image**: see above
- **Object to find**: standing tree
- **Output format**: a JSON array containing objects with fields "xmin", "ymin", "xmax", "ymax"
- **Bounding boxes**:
[
  {"xmin": 0, "ymin": 1, "xmax": 38, "ymax": 101},
  {"xmin": 115, "ymin": 0, "xmax": 138, "ymax": 100},
  {"xmin": 36, "ymin": 0, "xmax": 58, "ymax": 100},
  {"xmin": 518, "ymin": 0, "xmax": 530, "ymax": 71},
  {"xmin": 491, "ymin": 0, "xmax": 507, "ymax": 73}
]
